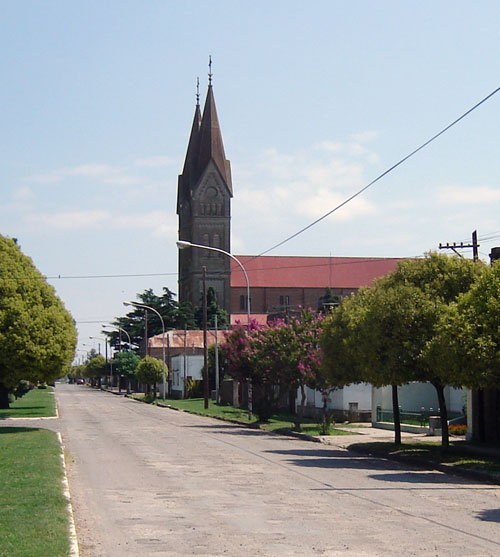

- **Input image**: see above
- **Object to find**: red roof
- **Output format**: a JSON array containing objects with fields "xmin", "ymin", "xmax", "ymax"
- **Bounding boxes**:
[
  {"xmin": 230, "ymin": 255, "xmax": 404, "ymax": 289},
  {"xmin": 148, "ymin": 329, "xmax": 228, "ymax": 349}
]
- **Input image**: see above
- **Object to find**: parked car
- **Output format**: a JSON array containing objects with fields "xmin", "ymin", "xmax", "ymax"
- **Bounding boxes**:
[{"xmin": 76, "ymin": 379, "xmax": 85, "ymax": 385}]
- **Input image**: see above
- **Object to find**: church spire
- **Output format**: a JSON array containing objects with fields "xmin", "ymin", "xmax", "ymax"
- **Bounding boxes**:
[
  {"xmin": 197, "ymin": 59, "xmax": 232, "ymax": 192},
  {"xmin": 177, "ymin": 80, "xmax": 202, "ymax": 213}
]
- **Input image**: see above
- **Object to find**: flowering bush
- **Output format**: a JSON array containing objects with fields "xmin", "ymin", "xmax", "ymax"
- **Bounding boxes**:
[{"xmin": 448, "ymin": 424, "xmax": 467, "ymax": 436}]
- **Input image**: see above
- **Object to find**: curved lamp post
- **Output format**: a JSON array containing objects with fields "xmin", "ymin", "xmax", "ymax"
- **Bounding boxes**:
[
  {"xmin": 176, "ymin": 240, "xmax": 252, "ymax": 419},
  {"xmin": 123, "ymin": 301, "xmax": 166, "ymax": 400},
  {"xmin": 102, "ymin": 324, "xmax": 132, "ymax": 350}
]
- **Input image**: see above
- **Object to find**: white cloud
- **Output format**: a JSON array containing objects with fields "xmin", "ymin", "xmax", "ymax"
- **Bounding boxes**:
[
  {"xmin": 24, "ymin": 209, "xmax": 176, "ymax": 237},
  {"xmin": 234, "ymin": 137, "xmax": 381, "ymax": 230},
  {"xmin": 12, "ymin": 186, "xmax": 35, "ymax": 201},
  {"xmin": 436, "ymin": 185, "xmax": 500, "ymax": 205},
  {"xmin": 299, "ymin": 188, "xmax": 376, "ymax": 221}
]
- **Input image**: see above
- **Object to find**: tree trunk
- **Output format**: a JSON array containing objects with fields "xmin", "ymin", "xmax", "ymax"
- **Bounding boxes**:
[
  {"xmin": 294, "ymin": 386, "xmax": 306, "ymax": 431},
  {"xmin": 0, "ymin": 383, "xmax": 10, "ymax": 409},
  {"xmin": 392, "ymin": 384, "xmax": 401, "ymax": 446},
  {"xmin": 434, "ymin": 382, "xmax": 449, "ymax": 449}
]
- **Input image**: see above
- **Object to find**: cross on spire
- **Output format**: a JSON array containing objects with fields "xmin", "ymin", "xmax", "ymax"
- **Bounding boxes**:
[{"xmin": 208, "ymin": 55, "xmax": 213, "ymax": 85}]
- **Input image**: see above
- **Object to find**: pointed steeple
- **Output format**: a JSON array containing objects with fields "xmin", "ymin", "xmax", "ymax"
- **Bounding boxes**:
[
  {"xmin": 197, "ymin": 81, "xmax": 232, "ymax": 193},
  {"xmin": 177, "ymin": 82, "xmax": 202, "ymax": 213}
]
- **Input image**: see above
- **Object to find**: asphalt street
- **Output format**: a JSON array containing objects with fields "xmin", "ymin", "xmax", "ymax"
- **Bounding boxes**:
[{"xmin": 5, "ymin": 384, "xmax": 500, "ymax": 556}]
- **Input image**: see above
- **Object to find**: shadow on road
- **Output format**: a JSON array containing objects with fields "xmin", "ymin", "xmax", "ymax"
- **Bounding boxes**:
[
  {"xmin": 183, "ymin": 423, "xmax": 270, "ymax": 436},
  {"xmin": 475, "ymin": 509, "xmax": 500, "ymax": 522}
]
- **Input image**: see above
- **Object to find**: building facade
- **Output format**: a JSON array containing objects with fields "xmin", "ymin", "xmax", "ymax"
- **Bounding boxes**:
[{"xmin": 178, "ymin": 78, "xmax": 403, "ymax": 319}]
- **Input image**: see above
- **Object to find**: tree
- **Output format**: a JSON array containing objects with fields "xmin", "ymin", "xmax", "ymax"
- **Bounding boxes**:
[
  {"xmin": 386, "ymin": 253, "xmax": 481, "ymax": 448},
  {"xmin": 113, "ymin": 351, "xmax": 140, "ymax": 393},
  {"xmin": 136, "ymin": 356, "xmax": 165, "ymax": 398},
  {"xmin": 317, "ymin": 287, "xmax": 340, "ymax": 313},
  {"xmin": 106, "ymin": 287, "xmax": 192, "ymax": 353},
  {"xmin": 84, "ymin": 355, "xmax": 107, "ymax": 387},
  {"xmin": 0, "ymin": 236, "xmax": 77, "ymax": 408},
  {"xmin": 194, "ymin": 286, "xmax": 229, "ymax": 329}
]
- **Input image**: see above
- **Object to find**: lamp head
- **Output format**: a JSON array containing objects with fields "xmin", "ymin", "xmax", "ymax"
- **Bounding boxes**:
[{"xmin": 176, "ymin": 240, "xmax": 192, "ymax": 250}]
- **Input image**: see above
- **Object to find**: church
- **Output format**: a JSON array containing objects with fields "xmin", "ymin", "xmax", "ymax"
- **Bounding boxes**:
[{"xmin": 177, "ymin": 72, "xmax": 403, "ymax": 322}]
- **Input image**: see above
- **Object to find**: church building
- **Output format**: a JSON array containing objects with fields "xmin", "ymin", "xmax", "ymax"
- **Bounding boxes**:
[{"xmin": 177, "ymin": 73, "xmax": 402, "ymax": 321}]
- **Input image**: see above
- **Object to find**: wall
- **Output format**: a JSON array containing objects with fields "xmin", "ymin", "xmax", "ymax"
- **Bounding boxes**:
[
  {"xmin": 373, "ymin": 383, "xmax": 465, "ymax": 415},
  {"xmin": 170, "ymin": 354, "xmax": 204, "ymax": 397}
]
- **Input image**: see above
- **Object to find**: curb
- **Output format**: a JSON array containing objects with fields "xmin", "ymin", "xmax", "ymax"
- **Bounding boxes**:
[{"xmin": 57, "ymin": 432, "xmax": 80, "ymax": 557}]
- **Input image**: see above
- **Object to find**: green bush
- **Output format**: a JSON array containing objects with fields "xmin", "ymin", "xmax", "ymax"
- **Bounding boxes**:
[{"xmin": 320, "ymin": 412, "xmax": 335, "ymax": 435}]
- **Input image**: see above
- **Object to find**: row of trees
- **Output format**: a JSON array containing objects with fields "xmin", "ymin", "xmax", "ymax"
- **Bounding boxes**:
[
  {"xmin": 73, "ymin": 350, "xmax": 165, "ymax": 396},
  {"xmin": 221, "ymin": 253, "xmax": 500, "ymax": 448},
  {"xmin": 0, "ymin": 236, "xmax": 77, "ymax": 408}
]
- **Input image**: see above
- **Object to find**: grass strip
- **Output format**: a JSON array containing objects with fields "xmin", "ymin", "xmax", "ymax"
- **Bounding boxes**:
[
  {"xmin": 0, "ymin": 386, "xmax": 56, "ymax": 419},
  {"xmin": 0, "ymin": 427, "xmax": 70, "ymax": 557},
  {"xmin": 130, "ymin": 395, "xmax": 353, "ymax": 436},
  {"xmin": 347, "ymin": 441, "xmax": 500, "ymax": 477}
]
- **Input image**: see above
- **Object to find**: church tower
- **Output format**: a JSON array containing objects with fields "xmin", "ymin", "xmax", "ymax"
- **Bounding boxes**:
[{"xmin": 177, "ymin": 70, "xmax": 233, "ymax": 313}]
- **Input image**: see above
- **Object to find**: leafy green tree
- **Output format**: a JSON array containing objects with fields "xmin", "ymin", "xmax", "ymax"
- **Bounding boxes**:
[
  {"xmin": 317, "ymin": 287, "xmax": 340, "ymax": 313},
  {"xmin": 386, "ymin": 253, "xmax": 481, "ymax": 447},
  {"xmin": 194, "ymin": 286, "xmax": 229, "ymax": 329},
  {"xmin": 106, "ymin": 287, "xmax": 192, "ymax": 353},
  {"xmin": 425, "ymin": 262, "xmax": 500, "ymax": 395},
  {"xmin": 84, "ymin": 355, "xmax": 107, "ymax": 387},
  {"xmin": 136, "ymin": 356, "xmax": 165, "ymax": 398},
  {"xmin": 0, "ymin": 236, "xmax": 77, "ymax": 408},
  {"xmin": 113, "ymin": 351, "xmax": 140, "ymax": 393},
  {"xmin": 358, "ymin": 282, "xmax": 436, "ymax": 445}
]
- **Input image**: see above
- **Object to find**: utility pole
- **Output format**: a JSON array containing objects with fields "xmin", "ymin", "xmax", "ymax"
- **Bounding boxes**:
[
  {"xmin": 439, "ymin": 230, "xmax": 479, "ymax": 262},
  {"xmin": 202, "ymin": 266, "xmax": 209, "ymax": 409}
]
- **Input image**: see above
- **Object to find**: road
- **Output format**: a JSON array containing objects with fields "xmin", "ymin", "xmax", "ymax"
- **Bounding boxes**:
[{"xmin": 18, "ymin": 385, "xmax": 500, "ymax": 555}]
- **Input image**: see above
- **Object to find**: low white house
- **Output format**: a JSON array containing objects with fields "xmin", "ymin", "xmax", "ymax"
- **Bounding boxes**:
[
  {"xmin": 298, "ymin": 383, "xmax": 372, "ymax": 421},
  {"xmin": 170, "ymin": 353, "xmax": 204, "ymax": 398}
]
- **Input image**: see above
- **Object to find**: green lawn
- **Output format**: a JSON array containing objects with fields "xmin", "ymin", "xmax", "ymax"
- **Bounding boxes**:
[
  {"xmin": 0, "ymin": 427, "xmax": 70, "ymax": 556},
  {"xmin": 348, "ymin": 441, "xmax": 500, "ymax": 477},
  {"xmin": 131, "ymin": 395, "xmax": 353, "ymax": 436},
  {"xmin": 0, "ymin": 386, "xmax": 57, "ymax": 419}
]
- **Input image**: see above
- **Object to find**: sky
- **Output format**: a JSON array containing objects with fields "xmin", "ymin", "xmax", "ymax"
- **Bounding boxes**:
[{"xmin": 2, "ymin": 1, "xmax": 500, "ymax": 361}]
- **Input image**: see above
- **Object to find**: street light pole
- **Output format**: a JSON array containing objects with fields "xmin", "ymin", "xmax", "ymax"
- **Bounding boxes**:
[
  {"xmin": 89, "ymin": 336, "xmax": 111, "ymax": 389},
  {"xmin": 176, "ymin": 240, "xmax": 253, "ymax": 419},
  {"xmin": 123, "ymin": 301, "xmax": 167, "ymax": 400},
  {"xmin": 102, "ymin": 324, "xmax": 133, "ymax": 393}
]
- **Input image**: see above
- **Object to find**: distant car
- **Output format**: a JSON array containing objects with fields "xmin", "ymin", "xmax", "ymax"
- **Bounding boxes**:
[{"xmin": 76, "ymin": 379, "xmax": 85, "ymax": 385}]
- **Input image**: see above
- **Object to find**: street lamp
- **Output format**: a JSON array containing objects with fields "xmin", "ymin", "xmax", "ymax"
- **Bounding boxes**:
[
  {"xmin": 102, "ymin": 324, "xmax": 132, "ymax": 351},
  {"xmin": 123, "ymin": 301, "xmax": 167, "ymax": 400},
  {"xmin": 176, "ymin": 240, "xmax": 253, "ymax": 418},
  {"xmin": 102, "ymin": 324, "xmax": 134, "ymax": 394},
  {"xmin": 89, "ymin": 336, "xmax": 112, "ymax": 388}
]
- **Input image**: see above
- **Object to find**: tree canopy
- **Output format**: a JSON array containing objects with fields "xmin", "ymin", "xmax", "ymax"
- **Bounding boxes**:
[{"xmin": 0, "ymin": 236, "xmax": 76, "ymax": 407}]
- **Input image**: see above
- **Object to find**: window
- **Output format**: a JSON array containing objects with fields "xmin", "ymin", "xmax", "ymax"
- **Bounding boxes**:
[
  {"xmin": 279, "ymin": 295, "xmax": 290, "ymax": 307},
  {"xmin": 240, "ymin": 295, "xmax": 247, "ymax": 310}
]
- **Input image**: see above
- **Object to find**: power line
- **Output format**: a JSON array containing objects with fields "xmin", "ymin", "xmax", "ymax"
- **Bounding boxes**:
[
  {"xmin": 254, "ymin": 85, "xmax": 500, "ymax": 258},
  {"xmin": 46, "ymin": 272, "xmax": 177, "ymax": 280}
]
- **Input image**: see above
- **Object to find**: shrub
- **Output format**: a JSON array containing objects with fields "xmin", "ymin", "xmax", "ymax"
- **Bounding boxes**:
[
  {"xmin": 320, "ymin": 412, "xmax": 335, "ymax": 435},
  {"xmin": 449, "ymin": 424, "xmax": 467, "ymax": 436}
]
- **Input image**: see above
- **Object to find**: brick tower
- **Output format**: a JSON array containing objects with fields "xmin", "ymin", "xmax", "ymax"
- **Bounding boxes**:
[{"xmin": 177, "ymin": 71, "xmax": 233, "ymax": 313}]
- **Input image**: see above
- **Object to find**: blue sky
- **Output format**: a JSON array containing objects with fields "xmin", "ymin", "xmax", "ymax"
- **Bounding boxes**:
[{"xmin": 2, "ymin": 1, "xmax": 500, "ymax": 359}]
